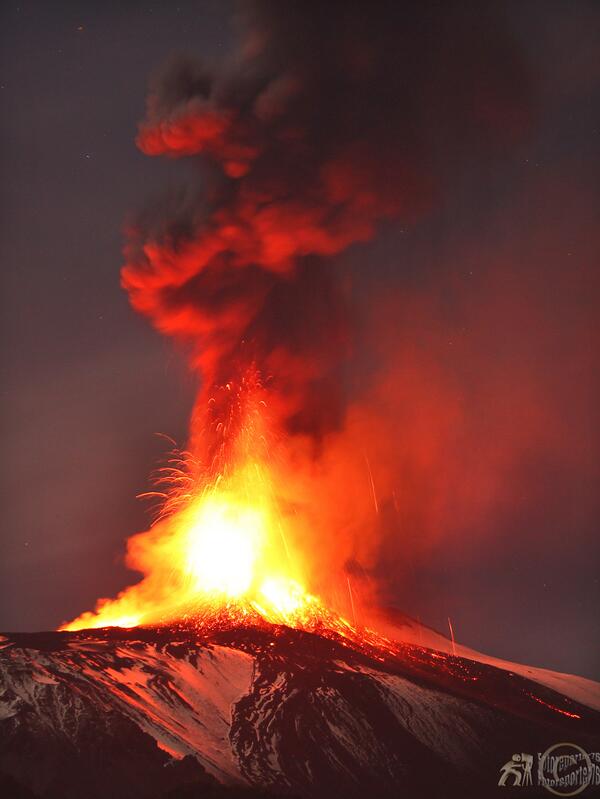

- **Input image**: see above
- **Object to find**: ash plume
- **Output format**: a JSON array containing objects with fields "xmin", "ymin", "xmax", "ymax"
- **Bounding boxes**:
[{"xmin": 122, "ymin": 0, "xmax": 530, "ymax": 443}]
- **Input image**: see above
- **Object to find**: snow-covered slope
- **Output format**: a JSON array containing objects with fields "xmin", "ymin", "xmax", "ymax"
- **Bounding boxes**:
[
  {"xmin": 1, "ymin": 621, "xmax": 599, "ymax": 799},
  {"xmin": 370, "ymin": 608, "xmax": 600, "ymax": 712}
]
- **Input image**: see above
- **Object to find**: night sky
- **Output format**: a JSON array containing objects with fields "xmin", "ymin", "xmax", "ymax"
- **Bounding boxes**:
[{"xmin": 1, "ymin": 1, "xmax": 598, "ymax": 679}]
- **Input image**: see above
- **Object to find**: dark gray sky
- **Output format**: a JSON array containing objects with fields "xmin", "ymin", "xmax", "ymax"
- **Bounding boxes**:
[{"xmin": 1, "ymin": 1, "xmax": 598, "ymax": 679}]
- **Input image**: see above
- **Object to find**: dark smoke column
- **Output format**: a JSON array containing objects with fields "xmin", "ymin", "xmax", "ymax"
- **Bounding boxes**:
[{"xmin": 122, "ymin": 0, "xmax": 530, "ymax": 448}]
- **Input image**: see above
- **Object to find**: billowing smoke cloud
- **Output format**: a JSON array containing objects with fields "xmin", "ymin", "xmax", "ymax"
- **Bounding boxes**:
[
  {"xmin": 96, "ymin": 0, "xmax": 547, "ymax": 626},
  {"xmin": 122, "ymin": 0, "xmax": 531, "ymax": 448}
]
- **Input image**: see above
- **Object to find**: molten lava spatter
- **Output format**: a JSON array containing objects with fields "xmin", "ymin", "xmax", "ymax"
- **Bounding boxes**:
[{"xmin": 62, "ymin": 373, "xmax": 338, "ymax": 633}]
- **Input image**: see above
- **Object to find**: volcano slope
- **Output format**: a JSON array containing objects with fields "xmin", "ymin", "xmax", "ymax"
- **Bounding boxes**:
[{"xmin": 1, "ymin": 618, "xmax": 599, "ymax": 799}]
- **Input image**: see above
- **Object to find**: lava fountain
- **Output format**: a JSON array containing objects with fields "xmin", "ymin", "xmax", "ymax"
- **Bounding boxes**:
[{"xmin": 62, "ymin": 370, "xmax": 335, "ymax": 632}]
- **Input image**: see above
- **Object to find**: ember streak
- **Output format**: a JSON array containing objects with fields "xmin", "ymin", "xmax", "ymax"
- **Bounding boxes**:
[{"xmin": 62, "ymin": 1, "xmax": 535, "ymax": 634}]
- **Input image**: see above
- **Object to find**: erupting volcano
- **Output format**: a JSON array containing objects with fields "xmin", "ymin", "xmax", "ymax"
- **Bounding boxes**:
[
  {"xmin": 61, "ymin": 1, "xmax": 439, "ymax": 638},
  {"xmin": 63, "ymin": 368, "xmax": 351, "ymax": 634},
  {"xmin": 59, "ymin": 0, "xmax": 535, "ymax": 641},
  {"xmin": 3, "ymin": 3, "xmax": 599, "ymax": 799}
]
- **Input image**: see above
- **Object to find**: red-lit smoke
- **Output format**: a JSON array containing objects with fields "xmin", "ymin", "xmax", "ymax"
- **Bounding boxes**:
[{"xmin": 64, "ymin": 2, "xmax": 537, "ymax": 630}]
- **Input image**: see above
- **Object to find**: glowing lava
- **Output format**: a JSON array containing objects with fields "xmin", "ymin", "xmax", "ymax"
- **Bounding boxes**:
[
  {"xmin": 61, "ymin": 376, "xmax": 329, "ymax": 633},
  {"xmin": 185, "ymin": 495, "xmax": 262, "ymax": 597}
]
